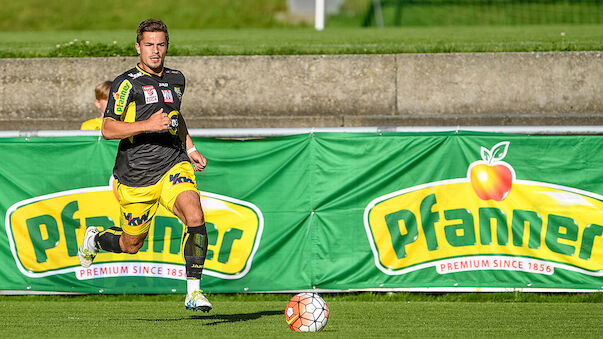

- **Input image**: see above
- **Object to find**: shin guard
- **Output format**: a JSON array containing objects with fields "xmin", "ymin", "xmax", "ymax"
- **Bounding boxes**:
[
  {"xmin": 183, "ymin": 224, "xmax": 208, "ymax": 280},
  {"xmin": 96, "ymin": 227, "xmax": 123, "ymax": 253}
]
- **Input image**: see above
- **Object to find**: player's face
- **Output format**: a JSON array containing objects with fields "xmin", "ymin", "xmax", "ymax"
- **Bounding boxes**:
[{"xmin": 136, "ymin": 31, "xmax": 168, "ymax": 75}]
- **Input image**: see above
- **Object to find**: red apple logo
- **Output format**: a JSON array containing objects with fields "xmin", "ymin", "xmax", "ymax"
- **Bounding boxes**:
[{"xmin": 468, "ymin": 141, "xmax": 515, "ymax": 201}]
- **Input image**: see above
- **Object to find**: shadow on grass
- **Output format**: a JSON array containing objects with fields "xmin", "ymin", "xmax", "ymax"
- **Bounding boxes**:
[{"xmin": 128, "ymin": 309, "xmax": 283, "ymax": 326}]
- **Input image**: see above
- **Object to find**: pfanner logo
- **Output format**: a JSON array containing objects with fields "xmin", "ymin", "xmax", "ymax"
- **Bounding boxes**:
[
  {"xmin": 468, "ymin": 142, "xmax": 514, "ymax": 201},
  {"xmin": 114, "ymin": 80, "xmax": 132, "ymax": 115},
  {"xmin": 5, "ymin": 187, "xmax": 263, "ymax": 280},
  {"xmin": 364, "ymin": 141, "xmax": 603, "ymax": 277}
]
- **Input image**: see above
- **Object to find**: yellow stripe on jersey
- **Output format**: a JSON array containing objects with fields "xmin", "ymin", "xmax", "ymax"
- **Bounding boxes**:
[
  {"xmin": 122, "ymin": 101, "xmax": 137, "ymax": 143},
  {"xmin": 123, "ymin": 101, "xmax": 136, "ymax": 122},
  {"xmin": 136, "ymin": 65, "xmax": 151, "ymax": 76}
]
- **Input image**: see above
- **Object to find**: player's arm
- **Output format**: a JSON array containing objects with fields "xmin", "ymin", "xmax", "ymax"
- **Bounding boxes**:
[
  {"xmin": 178, "ymin": 113, "xmax": 207, "ymax": 171},
  {"xmin": 186, "ymin": 134, "xmax": 207, "ymax": 171},
  {"xmin": 102, "ymin": 108, "xmax": 171, "ymax": 140},
  {"xmin": 102, "ymin": 77, "xmax": 172, "ymax": 140}
]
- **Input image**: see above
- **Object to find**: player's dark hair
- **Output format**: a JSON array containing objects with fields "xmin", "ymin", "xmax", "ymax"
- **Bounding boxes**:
[{"xmin": 136, "ymin": 19, "xmax": 169, "ymax": 45}]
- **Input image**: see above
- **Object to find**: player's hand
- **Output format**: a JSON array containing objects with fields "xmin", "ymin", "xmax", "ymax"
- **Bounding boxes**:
[
  {"xmin": 188, "ymin": 150, "xmax": 207, "ymax": 171},
  {"xmin": 145, "ymin": 108, "xmax": 171, "ymax": 132}
]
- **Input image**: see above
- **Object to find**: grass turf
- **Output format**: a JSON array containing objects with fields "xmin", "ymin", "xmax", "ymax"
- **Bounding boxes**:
[
  {"xmin": 1, "ymin": 293, "xmax": 602, "ymax": 337},
  {"xmin": 0, "ymin": 24, "xmax": 601, "ymax": 58},
  {"xmin": 2, "ymin": 0, "xmax": 599, "ymax": 31},
  {"xmin": 0, "ymin": 0, "xmax": 291, "ymax": 31}
]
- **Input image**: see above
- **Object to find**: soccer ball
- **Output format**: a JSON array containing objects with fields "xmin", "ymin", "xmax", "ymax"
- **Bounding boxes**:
[{"xmin": 284, "ymin": 292, "xmax": 329, "ymax": 332}]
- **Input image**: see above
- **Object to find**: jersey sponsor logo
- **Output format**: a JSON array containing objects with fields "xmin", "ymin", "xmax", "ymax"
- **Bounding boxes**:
[
  {"xmin": 162, "ymin": 89, "xmax": 174, "ymax": 103},
  {"xmin": 6, "ymin": 187, "xmax": 264, "ymax": 281},
  {"xmin": 142, "ymin": 85, "xmax": 159, "ymax": 104},
  {"xmin": 124, "ymin": 210, "xmax": 151, "ymax": 227},
  {"xmin": 169, "ymin": 173, "xmax": 194, "ymax": 186},
  {"xmin": 174, "ymin": 87, "xmax": 183, "ymax": 100},
  {"xmin": 158, "ymin": 83, "xmax": 168, "ymax": 87},
  {"xmin": 128, "ymin": 72, "xmax": 143, "ymax": 79},
  {"xmin": 114, "ymin": 80, "xmax": 132, "ymax": 116},
  {"xmin": 170, "ymin": 118, "xmax": 179, "ymax": 129},
  {"xmin": 168, "ymin": 110, "xmax": 179, "ymax": 135}
]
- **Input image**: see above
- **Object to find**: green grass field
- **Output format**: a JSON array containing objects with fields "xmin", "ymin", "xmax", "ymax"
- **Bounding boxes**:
[
  {"xmin": 1, "ymin": 3, "xmax": 601, "ymax": 336},
  {"xmin": 0, "ymin": 0, "xmax": 291, "ymax": 31},
  {"xmin": 1, "ymin": 0, "xmax": 601, "ymax": 57},
  {"xmin": 0, "ymin": 24, "xmax": 601, "ymax": 58},
  {"xmin": 334, "ymin": 0, "xmax": 603, "ymax": 27},
  {"xmin": 1, "ymin": 293, "xmax": 602, "ymax": 338},
  {"xmin": 2, "ymin": 0, "xmax": 600, "ymax": 31}
]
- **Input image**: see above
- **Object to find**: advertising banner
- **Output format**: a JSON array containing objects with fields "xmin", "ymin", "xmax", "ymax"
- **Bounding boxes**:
[{"xmin": 0, "ymin": 132, "xmax": 601, "ymax": 293}]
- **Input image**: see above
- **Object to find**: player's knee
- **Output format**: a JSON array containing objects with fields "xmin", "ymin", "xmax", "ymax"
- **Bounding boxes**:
[
  {"xmin": 188, "ymin": 215, "xmax": 204, "ymax": 227},
  {"xmin": 184, "ymin": 209, "xmax": 204, "ymax": 227}
]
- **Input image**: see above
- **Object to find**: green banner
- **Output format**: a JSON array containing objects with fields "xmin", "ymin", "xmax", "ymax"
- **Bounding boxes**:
[{"xmin": 1, "ymin": 132, "xmax": 601, "ymax": 293}]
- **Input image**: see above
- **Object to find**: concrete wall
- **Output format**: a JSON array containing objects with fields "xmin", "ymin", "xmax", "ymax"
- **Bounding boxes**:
[{"xmin": 0, "ymin": 52, "xmax": 601, "ymax": 130}]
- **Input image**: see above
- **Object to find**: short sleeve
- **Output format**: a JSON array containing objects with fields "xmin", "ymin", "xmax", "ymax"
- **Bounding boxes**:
[{"xmin": 104, "ymin": 77, "xmax": 133, "ymax": 121}]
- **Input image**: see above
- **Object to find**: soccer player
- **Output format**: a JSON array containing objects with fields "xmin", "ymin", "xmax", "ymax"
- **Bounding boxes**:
[
  {"xmin": 80, "ymin": 80, "xmax": 112, "ymax": 130},
  {"xmin": 77, "ymin": 19, "xmax": 212, "ymax": 312}
]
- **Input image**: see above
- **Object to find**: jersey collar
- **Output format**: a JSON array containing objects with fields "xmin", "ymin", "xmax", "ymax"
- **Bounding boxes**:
[{"xmin": 136, "ymin": 64, "xmax": 164, "ymax": 78}]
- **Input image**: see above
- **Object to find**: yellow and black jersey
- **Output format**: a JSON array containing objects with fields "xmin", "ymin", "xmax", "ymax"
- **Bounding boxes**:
[{"xmin": 104, "ymin": 65, "xmax": 190, "ymax": 187}]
